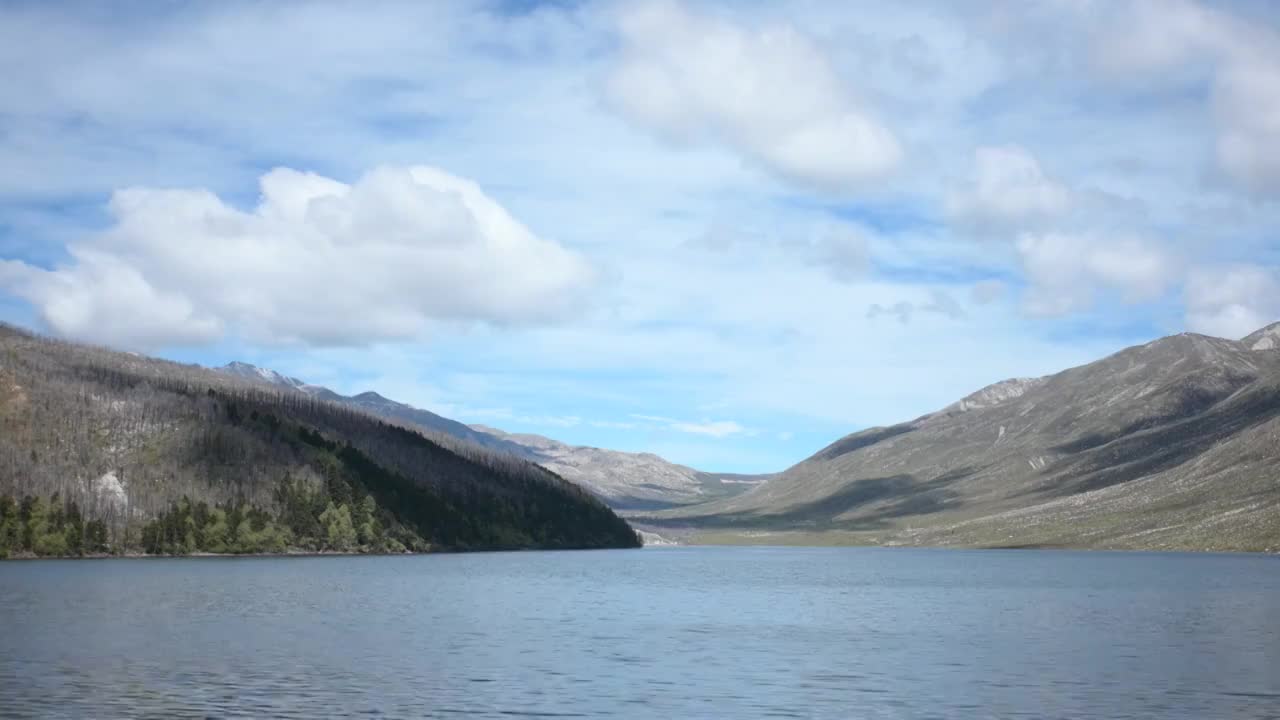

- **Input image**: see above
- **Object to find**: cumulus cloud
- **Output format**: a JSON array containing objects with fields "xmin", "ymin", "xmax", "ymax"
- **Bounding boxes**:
[
  {"xmin": 946, "ymin": 145, "xmax": 1070, "ymax": 233},
  {"xmin": 607, "ymin": 0, "xmax": 901, "ymax": 191},
  {"xmin": 0, "ymin": 166, "xmax": 593, "ymax": 348},
  {"xmin": 1016, "ymin": 232, "xmax": 1176, "ymax": 316},
  {"xmin": 1184, "ymin": 265, "xmax": 1280, "ymax": 339},
  {"xmin": 0, "ymin": 252, "xmax": 225, "ymax": 347},
  {"xmin": 1090, "ymin": 0, "xmax": 1280, "ymax": 196}
]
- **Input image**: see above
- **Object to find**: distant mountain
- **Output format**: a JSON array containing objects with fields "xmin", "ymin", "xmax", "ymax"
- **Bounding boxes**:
[
  {"xmin": 219, "ymin": 360, "xmax": 312, "ymax": 390},
  {"xmin": 213, "ymin": 363, "xmax": 765, "ymax": 509},
  {"xmin": 217, "ymin": 363, "xmax": 522, "ymax": 449},
  {"xmin": 648, "ymin": 325, "xmax": 1280, "ymax": 552},
  {"xmin": 0, "ymin": 325, "xmax": 639, "ymax": 558},
  {"xmin": 469, "ymin": 425, "xmax": 768, "ymax": 509}
]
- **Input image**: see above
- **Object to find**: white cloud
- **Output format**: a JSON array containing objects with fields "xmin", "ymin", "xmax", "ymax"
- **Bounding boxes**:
[
  {"xmin": 5, "ymin": 0, "xmax": 1280, "ymax": 472},
  {"xmin": 1214, "ymin": 48, "xmax": 1280, "ymax": 196},
  {"xmin": 1016, "ymin": 232, "xmax": 1176, "ymax": 316},
  {"xmin": 670, "ymin": 419, "xmax": 747, "ymax": 438},
  {"xmin": 630, "ymin": 413, "xmax": 749, "ymax": 438},
  {"xmin": 1185, "ymin": 265, "xmax": 1280, "ymax": 339},
  {"xmin": 0, "ymin": 251, "xmax": 224, "ymax": 347},
  {"xmin": 607, "ymin": 0, "xmax": 901, "ymax": 191},
  {"xmin": 0, "ymin": 166, "xmax": 593, "ymax": 348},
  {"xmin": 1088, "ymin": 0, "xmax": 1280, "ymax": 196},
  {"xmin": 468, "ymin": 407, "xmax": 584, "ymax": 429},
  {"xmin": 946, "ymin": 145, "xmax": 1070, "ymax": 232},
  {"xmin": 1089, "ymin": 0, "xmax": 1225, "ymax": 77}
]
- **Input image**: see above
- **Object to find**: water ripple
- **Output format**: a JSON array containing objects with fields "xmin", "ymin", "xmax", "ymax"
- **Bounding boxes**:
[{"xmin": 0, "ymin": 549, "xmax": 1277, "ymax": 719}]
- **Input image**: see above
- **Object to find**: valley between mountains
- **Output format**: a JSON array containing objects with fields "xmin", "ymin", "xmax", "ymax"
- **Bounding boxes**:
[
  {"xmin": 2, "ymin": 321, "xmax": 1279, "ymax": 556},
  {"xmin": 225, "ymin": 322, "xmax": 1280, "ymax": 553}
]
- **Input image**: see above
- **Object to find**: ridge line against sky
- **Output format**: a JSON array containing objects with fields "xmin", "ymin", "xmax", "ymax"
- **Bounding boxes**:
[{"xmin": 1, "ymin": 0, "xmax": 1279, "ymax": 472}]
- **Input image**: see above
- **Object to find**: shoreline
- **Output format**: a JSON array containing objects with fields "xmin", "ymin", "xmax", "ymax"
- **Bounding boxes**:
[
  {"xmin": 0, "ymin": 543, "xmax": 646, "ymax": 561},
  {"xmin": 631, "ymin": 521, "xmax": 1278, "ymax": 555},
  {"xmin": 6, "ymin": 543, "xmax": 1276, "ymax": 560},
  {"xmin": 1, "ymin": 548, "xmax": 425, "ymax": 561},
  {"xmin": 684, "ymin": 539, "xmax": 1280, "ymax": 556},
  {"xmin": 636, "ymin": 527, "xmax": 1278, "ymax": 556}
]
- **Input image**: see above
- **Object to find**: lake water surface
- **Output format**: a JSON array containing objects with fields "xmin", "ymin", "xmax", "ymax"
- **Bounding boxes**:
[{"xmin": 2, "ymin": 547, "xmax": 1278, "ymax": 718}]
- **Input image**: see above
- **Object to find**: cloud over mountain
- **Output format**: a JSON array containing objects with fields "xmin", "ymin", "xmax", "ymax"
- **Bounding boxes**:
[
  {"xmin": 1185, "ymin": 265, "xmax": 1280, "ymax": 339},
  {"xmin": 2, "ymin": 0, "xmax": 1280, "ymax": 472},
  {"xmin": 0, "ymin": 166, "xmax": 593, "ymax": 348},
  {"xmin": 1016, "ymin": 233, "xmax": 1176, "ymax": 316}
]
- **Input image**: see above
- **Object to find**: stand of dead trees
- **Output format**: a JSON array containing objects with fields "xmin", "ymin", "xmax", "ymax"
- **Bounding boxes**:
[{"xmin": 0, "ymin": 323, "xmax": 640, "ymax": 557}]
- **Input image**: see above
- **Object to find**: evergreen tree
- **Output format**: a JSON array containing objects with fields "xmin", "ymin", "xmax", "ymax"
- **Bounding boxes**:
[
  {"xmin": 19, "ymin": 495, "xmax": 42, "ymax": 551},
  {"xmin": 182, "ymin": 514, "xmax": 199, "ymax": 555},
  {"xmin": 203, "ymin": 508, "xmax": 231, "ymax": 553},
  {"xmin": 30, "ymin": 495, "xmax": 68, "ymax": 556},
  {"xmin": 84, "ymin": 520, "xmax": 108, "ymax": 554},
  {"xmin": 21, "ymin": 495, "xmax": 70, "ymax": 555},
  {"xmin": 62, "ymin": 499, "xmax": 84, "ymax": 556},
  {"xmin": 0, "ymin": 496, "xmax": 16, "ymax": 558},
  {"xmin": 354, "ymin": 495, "xmax": 378, "ymax": 547}
]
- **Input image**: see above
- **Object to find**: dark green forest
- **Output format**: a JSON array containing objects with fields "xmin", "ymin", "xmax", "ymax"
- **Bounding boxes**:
[{"xmin": 0, "ymin": 324, "xmax": 640, "ymax": 557}]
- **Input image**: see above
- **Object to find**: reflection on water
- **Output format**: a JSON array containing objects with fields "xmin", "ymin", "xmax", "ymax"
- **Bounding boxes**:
[{"xmin": 2, "ymin": 547, "xmax": 1278, "ymax": 718}]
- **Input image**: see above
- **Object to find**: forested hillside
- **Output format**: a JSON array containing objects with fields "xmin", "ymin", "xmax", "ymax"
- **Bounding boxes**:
[
  {"xmin": 217, "ymin": 362, "xmax": 765, "ymax": 509},
  {"xmin": 0, "ymin": 324, "xmax": 640, "ymax": 557}
]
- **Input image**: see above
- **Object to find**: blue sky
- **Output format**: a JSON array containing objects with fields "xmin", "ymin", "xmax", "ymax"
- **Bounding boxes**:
[{"xmin": 2, "ymin": 0, "xmax": 1279, "ymax": 473}]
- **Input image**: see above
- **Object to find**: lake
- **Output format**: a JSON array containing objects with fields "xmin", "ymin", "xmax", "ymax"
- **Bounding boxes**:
[{"xmin": 1, "ymin": 547, "xmax": 1278, "ymax": 718}]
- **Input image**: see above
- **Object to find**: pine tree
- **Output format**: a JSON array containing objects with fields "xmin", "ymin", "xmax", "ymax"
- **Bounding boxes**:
[
  {"xmin": 84, "ymin": 520, "xmax": 108, "ymax": 554},
  {"xmin": 354, "ymin": 495, "xmax": 378, "ymax": 548},
  {"xmin": 0, "ymin": 496, "xmax": 16, "ymax": 558},
  {"xmin": 203, "ymin": 508, "xmax": 231, "ymax": 553},
  {"xmin": 63, "ymin": 499, "xmax": 84, "ymax": 556}
]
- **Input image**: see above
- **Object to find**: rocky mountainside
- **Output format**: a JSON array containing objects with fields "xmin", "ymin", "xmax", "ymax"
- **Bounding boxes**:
[
  {"xmin": 215, "ymin": 363, "xmax": 763, "ymax": 508},
  {"xmin": 468, "ymin": 425, "xmax": 766, "ymax": 509},
  {"xmin": 1244, "ymin": 322, "xmax": 1280, "ymax": 350},
  {"xmin": 0, "ymin": 324, "xmax": 640, "ymax": 557},
  {"xmin": 649, "ymin": 324, "xmax": 1280, "ymax": 552}
]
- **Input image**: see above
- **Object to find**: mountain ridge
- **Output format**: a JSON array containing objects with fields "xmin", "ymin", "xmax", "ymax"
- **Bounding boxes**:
[
  {"xmin": 645, "ymin": 323, "xmax": 1280, "ymax": 552},
  {"xmin": 213, "ymin": 363, "xmax": 765, "ymax": 508},
  {"xmin": 1243, "ymin": 321, "xmax": 1280, "ymax": 350}
]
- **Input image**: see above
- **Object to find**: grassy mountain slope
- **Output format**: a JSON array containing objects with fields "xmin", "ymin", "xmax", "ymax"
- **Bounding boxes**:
[
  {"xmin": 646, "ymin": 329, "xmax": 1280, "ymax": 552},
  {"xmin": 0, "ymin": 324, "xmax": 640, "ymax": 557}
]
